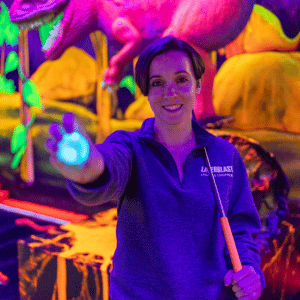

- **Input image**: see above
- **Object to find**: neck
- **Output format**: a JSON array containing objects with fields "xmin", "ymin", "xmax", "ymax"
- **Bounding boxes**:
[{"xmin": 154, "ymin": 118, "xmax": 195, "ymax": 147}]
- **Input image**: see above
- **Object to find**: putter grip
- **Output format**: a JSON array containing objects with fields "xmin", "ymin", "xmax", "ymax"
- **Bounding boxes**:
[{"xmin": 220, "ymin": 216, "xmax": 243, "ymax": 273}]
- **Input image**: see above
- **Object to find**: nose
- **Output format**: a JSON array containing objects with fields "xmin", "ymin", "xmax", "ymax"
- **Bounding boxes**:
[{"xmin": 164, "ymin": 83, "xmax": 177, "ymax": 98}]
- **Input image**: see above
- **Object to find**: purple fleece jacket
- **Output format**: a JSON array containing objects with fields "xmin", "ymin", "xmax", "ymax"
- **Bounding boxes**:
[{"xmin": 66, "ymin": 117, "xmax": 266, "ymax": 300}]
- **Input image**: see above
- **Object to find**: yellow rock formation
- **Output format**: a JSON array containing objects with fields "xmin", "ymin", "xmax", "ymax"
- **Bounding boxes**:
[
  {"xmin": 31, "ymin": 47, "xmax": 97, "ymax": 105},
  {"xmin": 225, "ymin": 5, "xmax": 300, "ymax": 58},
  {"xmin": 213, "ymin": 51, "xmax": 300, "ymax": 133},
  {"xmin": 124, "ymin": 93, "xmax": 154, "ymax": 120}
]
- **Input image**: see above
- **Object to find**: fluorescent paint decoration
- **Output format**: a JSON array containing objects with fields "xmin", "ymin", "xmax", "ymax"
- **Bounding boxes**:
[
  {"xmin": 39, "ymin": 12, "xmax": 64, "ymax": 48},
  {"xmin": 119, "ymin": 75, "xmax": 135, "ymax": 95},
  {"xmin": 22, "ymin": 79, "xmax": 42, "ymax": 107},
  {"xmin": 0, "ymin": 75, "xmax": 15, "ymax": 94},
  {"xmin": 4, "ymin": 51, "xmax": 19, "ymax": 74},
  {"xmin": 8, "ymin": 0, "xmax": 255, "ymax": 120},
  {"xmin": 0, "ymin": 2, "xmax": 19, "ymax": 47}
]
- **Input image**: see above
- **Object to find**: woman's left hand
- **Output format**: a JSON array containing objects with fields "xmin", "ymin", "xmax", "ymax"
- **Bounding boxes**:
[{"xmin": 224, "ymin": 265, "xmax": 262, "ymax": 299}]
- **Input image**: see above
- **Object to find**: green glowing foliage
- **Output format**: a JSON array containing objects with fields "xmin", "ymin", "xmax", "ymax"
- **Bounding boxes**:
[
  {"xmin": 4, "ymin": 51, "xmax": 19, "ymax": 74},
  {"xmin": 119, "ymin": 75, "xmax": 135, "ymax": 95},
  {"xmin": 11, "ymin": 124, "xmax": 27, "ymax": 169},
  {"xmin": 0, "ymin": 2, "xmax": 10, "ymax": 28},
  {"xmin": 0, "ymin": 31, "xmax": 5, "ymax": 46},
  {"xmin": 0, "ymin": 3, "xmax": 40, "ymax": 169},
  {"xmin": 4, "ymin": 22, "xmax": 19, "ymax": 46},
  {"xmin": 11, "ymin": 124, "xmax": 27, "ymax": 154},
  {"xmin": 0, "ymin": 75, "xmax": 16, "ymax": 94},
  {"xmin": 0, "ymin": 2, "xmax": 19, "ymax": 47},
  {"xmin": 39, "ymin": 13, "xmax": 63, "ymax": 46},
  {"xmin": 22, "ymin": 79, "xmax": 41, "ymax": 107},
  {"xmin": 11, "ymin": 145, "xmax": 26, "ymax": 169}
]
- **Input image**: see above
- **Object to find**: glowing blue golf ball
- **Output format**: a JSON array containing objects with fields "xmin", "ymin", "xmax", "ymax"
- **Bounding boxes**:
[{"xmin": 57, "ymin": 132, "xmax": 90, "ymax": 166}]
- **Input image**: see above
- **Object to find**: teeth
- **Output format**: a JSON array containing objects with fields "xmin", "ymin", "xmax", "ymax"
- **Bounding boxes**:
[
  {"xmin": 19, "ymin": 14, "xmax": 55, "ymax": 30},
  {"xmin": 42, "ymin": 20, "xmax": 62, "ymax": 52},
  {"xmin": 164, "ymin": 105, "xmax": 182, "ymax": 110}
]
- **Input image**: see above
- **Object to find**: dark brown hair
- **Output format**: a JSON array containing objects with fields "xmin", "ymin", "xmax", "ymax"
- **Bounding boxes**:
[{"xmin": 135, "ymin": 36, "xmax": 205, "ymax": 96}]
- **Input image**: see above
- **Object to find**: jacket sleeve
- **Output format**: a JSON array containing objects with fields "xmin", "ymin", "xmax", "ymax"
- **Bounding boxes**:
[
  {"xmin": 224, "ymin": 148, "xmax": 267, "ymax": 290},
  {"xmin": 65, "ymin": 130, "xmax": 133, "ymax": 207}
]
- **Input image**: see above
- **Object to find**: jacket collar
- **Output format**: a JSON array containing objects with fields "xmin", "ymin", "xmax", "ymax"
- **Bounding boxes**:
[{"xmin": 137, "ymin": 118, "xmax": 216, "ymax": 149}]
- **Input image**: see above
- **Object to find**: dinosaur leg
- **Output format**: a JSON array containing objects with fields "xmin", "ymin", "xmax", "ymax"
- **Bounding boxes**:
[
  {"xmin": 190, "ymin": 45, "xmax": 217, "ymax": 120},
  {"xmin": 104, "ymin": 17, "xmax": 154, "ymax": 87}
]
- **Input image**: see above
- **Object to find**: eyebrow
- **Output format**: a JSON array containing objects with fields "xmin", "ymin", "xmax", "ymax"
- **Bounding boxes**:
[{"xmin": 149, "ymin": 71, "xmax": 189, "ymax": 81}]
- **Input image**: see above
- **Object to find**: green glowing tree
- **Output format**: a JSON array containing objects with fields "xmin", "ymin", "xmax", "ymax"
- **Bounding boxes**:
[
  {"xmin": 1, "ymin": 0, "xmax": 137, "ymax": 170},
  {"xmin": 0, "ymin": 1, "xmax": 41, "ymax": 169}
]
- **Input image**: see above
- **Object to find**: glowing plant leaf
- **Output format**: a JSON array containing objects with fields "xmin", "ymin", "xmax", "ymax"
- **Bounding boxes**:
[
  {"xmin": 11, "ymin": 124, "xmax": 27, "ymax": 154},
  {"xmin": 4, "ymin": 51, "xmax": 19, "ymax": 74},
  {"xmin": 0, "ymin": 33, "xmax": 5, "ymax": 46},
  {"xmin": 22, "ymin": 79, "xmax": 41, "ymax": 107},
  {"xmin": 39, "ymin": 23, "xmax": 52, "ymax": 47},
  {"xmin": 119, "ymin": 76, "xmax": 135, "ymax": 95},
  {"xmin": 0, "ymin": 2, "xmax": 10, "ymax": 46},
  {"xmin": 39, "ymin": 13, "xmax": 63, "ymax": 46},
  {"xmin": 0, "ymin": 3, "xmax": 19, "ymax": 46},
  {"xmin": 11, "ymin": 145, "xmax": 26, "ymax": 169},
  {"xmin": 0, "ymin": 75, "xmax": 16, "ymax": 94},
  {"xmin": 4, "ymin": 22, "xmax": 19, "ymax": 47},
  {"xmin": 0, "ymin": 2, "xmax": 10, "ymax": 29}
]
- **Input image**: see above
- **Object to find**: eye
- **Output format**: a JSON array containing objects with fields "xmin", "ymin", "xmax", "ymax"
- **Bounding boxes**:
[
  {"xmin": 151, "ymin": 80, "xmax": 162, "ymax": 87},
  {"xmin": 177, "ymin": 77, "xmax": 188, "ymax": 83}
]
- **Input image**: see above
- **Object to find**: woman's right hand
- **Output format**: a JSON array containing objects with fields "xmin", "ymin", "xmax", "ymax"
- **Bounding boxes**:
[{"xmin": 45, "ymin": 112, "xmax": 105, "ymax": 184}]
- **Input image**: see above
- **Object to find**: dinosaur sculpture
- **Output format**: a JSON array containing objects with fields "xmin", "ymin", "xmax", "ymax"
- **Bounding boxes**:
[{"xmin": 9, "ymin": 0, "xmax": 255, "ymax": 121}]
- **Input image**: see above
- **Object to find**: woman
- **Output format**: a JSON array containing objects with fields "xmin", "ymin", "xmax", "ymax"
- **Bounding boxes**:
[{"xmin": 46, "ymin": 36, "xmax": 266, "ymax": 299}]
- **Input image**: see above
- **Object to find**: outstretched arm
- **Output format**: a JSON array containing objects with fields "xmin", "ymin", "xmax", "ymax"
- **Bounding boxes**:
[{"xmin": 66, "ymin": 130, "xmax": 133, "ymax": 206}]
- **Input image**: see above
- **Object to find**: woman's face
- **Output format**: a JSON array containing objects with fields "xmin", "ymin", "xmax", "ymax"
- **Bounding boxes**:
[{"xmin": 148, "ymin": 50, "xmax": 201, "ymax": 127}]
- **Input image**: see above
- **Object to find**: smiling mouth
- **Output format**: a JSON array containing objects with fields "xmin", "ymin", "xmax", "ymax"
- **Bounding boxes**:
[
  {"xmin": 163, "ymin": 104, "xmax": 183, "ymax": 112},
  {"xmin": 163, "ymin": 104, "xmax": 183, "ymax": 110}
]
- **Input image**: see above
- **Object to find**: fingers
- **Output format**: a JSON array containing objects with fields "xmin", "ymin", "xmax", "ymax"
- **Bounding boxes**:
[
  {"xmin": 224, "ymin": 270, "xmax": 234, "ymax": 286},
  {"xmin": 45, "ymin": 139, "xmax": 58, "ymax": 154},
  {"xmin": 235, "ymin": 288, "xmax": 260, "ymax": 299},
  {"xmin": 234, "ymin": 281, "xmax": 261, "ymax": 299},
  {"xmin": 232, "ymin": 266, "xmax": 255, "ymax": 285},
  {"xmin": 232, "ymin": 274, "xmax": 260, "ymax": 293},
  {"xmin": 48, "ymin": 113, "xmax": 76, "ymax": 140},
  {"xmin": 62, "ymin": 112, "xmax": 75, "ymax": 133},
  {"xmin": 49, "ymin": 122, "xmax": 64, "ymax": 141},
  {"xmin": 46, "ymin": 112, "xmax": 93, "ymax": 160},
  {"xmin": 46, "ymin": 112, "xmax": 77, "ymax": 151},
  {"xmin": 46, "ymin": 122, "xmax": 63, "ymax": 154},
  {"xmin": 230, "ymin": 266, "xmax": 261, "ymax": 299},
  {"xmin": 62, "ymin": 112, "xmax": 87, "ymax": 139}
]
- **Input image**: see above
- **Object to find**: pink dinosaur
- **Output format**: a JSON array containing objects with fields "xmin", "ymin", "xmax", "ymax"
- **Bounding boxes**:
[{"xmin": 9, "ymin": 0, "xmax": 254, "ymax": 120}]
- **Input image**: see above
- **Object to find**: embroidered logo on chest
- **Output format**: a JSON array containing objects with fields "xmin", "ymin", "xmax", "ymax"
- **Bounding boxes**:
[{"xmin": 201, "ymin": 166, "xmax": 233, "ymax": 177}]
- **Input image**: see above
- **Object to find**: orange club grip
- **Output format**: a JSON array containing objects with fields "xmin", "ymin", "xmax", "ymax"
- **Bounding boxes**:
[{"xmin": 220, "ymin": 217, "xmax": 243, "ymax": 273}]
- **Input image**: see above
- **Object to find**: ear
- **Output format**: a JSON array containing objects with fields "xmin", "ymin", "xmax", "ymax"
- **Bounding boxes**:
[{"xmin": 196, "ymin": 79, "xmax": 202, "ymax": 94}]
